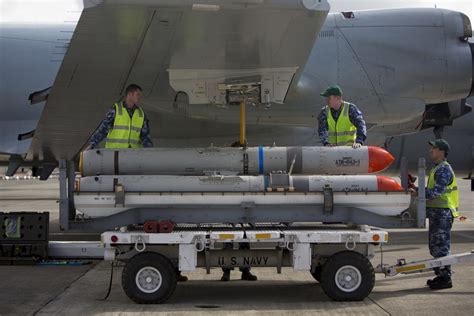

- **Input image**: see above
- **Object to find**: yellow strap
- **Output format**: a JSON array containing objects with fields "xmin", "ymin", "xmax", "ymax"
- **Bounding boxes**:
[
  {"xmin": 328, "ymin": 131, "xmax": 356, "ymax": 136},
  {"xmin": 106, "ymin": 138, "xmax": 141, "ymax": 144}
]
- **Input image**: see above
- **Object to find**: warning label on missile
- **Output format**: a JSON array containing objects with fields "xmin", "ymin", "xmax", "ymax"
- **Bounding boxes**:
[{"xmin": 335, "ymin": 157, "xmax": 361, "ymax": 167}]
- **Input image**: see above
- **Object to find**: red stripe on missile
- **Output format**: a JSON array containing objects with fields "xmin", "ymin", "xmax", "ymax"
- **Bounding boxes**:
[
  {"xmin": 368, "ymin": 146, "xmax": 395, "ymax": 173},
  {"xmin": 377, "ymin": 175, "xmax": 403, "ymax": 191}
]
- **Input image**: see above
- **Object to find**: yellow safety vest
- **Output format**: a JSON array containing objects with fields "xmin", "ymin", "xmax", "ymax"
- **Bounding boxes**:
[
  {"xmin": 426, "ymin": 160, "xmax": 459, "ymax": 218},
  {"xmin": 326, "ymin": 101, "xmax": 357, "ymax": 146},
  {"xmin": 105, "ymin": 102, "xmax": 145, "ymax": 149}
]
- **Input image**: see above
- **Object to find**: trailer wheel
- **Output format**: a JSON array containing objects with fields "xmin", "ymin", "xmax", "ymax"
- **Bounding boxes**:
[
  {"xmin": 310, "ymin": 265, "xmax": 322, "ymax": 282},
  {"xmin": 320, "ymin": 251, "xmax": 375, "ymax": 301},
  {"xmin": 122, "ymin": 252, "xmax": 177, "ymax": 304}
]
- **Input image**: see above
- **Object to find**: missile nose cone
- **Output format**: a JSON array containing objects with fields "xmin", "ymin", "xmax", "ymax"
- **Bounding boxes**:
[
  {"xmin": 376, "ymin": 175, "xmax": 403, "ymax": 191},
  {"xmin": 368, "ymin": 146, "xmax": 395, "ymax": 173}
]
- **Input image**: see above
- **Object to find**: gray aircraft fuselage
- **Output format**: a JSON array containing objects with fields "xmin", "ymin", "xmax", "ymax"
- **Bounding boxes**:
[{"xmin": 0, "ymin": 1, "xmax": 473, "ymax": 170}]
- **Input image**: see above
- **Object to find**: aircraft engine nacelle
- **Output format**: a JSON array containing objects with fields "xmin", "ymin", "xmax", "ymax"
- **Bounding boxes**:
[
  {"xmin": 422, "ymin": 99, "xmax": 472, "ymax": 132},
  {"xmin": 300, "ymin": 8, "xmax": 473, "ymax": 129}
]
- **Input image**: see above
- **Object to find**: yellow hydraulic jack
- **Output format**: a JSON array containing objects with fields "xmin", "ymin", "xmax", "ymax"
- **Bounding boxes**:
[
  {"xmin": 239, "ymin": 99, "xmax": 246, "ymax": 147},
  {"xmin": 218, "ymin": 79, "xmax": 260, "ymax": 148}
]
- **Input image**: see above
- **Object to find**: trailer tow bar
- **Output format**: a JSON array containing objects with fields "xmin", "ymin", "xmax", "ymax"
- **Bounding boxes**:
[{"xmin": 375, "ymin": 250, "xmax": 474, "ymax": 277}]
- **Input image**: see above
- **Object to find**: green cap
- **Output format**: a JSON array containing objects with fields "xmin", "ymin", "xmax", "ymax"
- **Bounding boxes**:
[
  {"xmin": 429, "ymin": 139, "xmax": 450, "ymax": 153},
  {"xmin": 320, "ymin": 85, "xmax": 343, "ymax": 97}
]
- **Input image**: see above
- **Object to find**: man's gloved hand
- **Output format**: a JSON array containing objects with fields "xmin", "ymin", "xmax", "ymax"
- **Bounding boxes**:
[
  {"xmin": 352, "ymin": 142, "xmax": 362, "ymax": 149},
  {"xmin": 85, "ymin": 145, "xmax": 94, "ymax": 151},
  {"xmin": 407, "ymin": 173, "xmax": 417, "ymax": 190},
  {"xmin": 406, "ymin": 173, "xmax": 418, "ymax": 196}
]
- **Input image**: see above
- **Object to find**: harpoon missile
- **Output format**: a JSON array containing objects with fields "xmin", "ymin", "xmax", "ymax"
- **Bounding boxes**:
[
  {"xmin": 73, "ymin": 175, "xmax": 409, "ymax": 219},
  {"xmin": 77, "ymin": 174, "xmax": 403, "ymax": 193},
  {"xmin": 74, "ymin": 192, "xmax": 410, "ymax": 219},
  {"xmin": 80, "ymin": 146, "xmax": 394, "ymax": 176}
]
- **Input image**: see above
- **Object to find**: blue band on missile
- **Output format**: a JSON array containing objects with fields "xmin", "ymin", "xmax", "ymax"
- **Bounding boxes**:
[{"xmin": 258, "ymin": 146, "xmax": 264, "ymax": 174}]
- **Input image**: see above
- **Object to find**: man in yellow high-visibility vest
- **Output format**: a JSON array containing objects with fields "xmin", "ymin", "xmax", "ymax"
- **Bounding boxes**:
[
  {"xmin": 421, "ymin": 139, "xmax": 459, "ymax": 290},
  {"xmin": 317, "ymin": 85, "xmax": 367, "ymax": 148},
  {"xmin": 88, "ymin": 84, "xmax": 153, "ymax": 149},
  {"xmin": 87, "ymin": 85, "xmax": 191, "ymax": 283}
]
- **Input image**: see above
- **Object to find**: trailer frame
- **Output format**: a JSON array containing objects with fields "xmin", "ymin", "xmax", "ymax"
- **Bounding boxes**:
[
  {"xmin": 58, "ymin": 158, "xmax": 428, "ymax": 231},
  {"xmin": 101, "ymin": 223, "xmax": 388, "ymax": 303}
]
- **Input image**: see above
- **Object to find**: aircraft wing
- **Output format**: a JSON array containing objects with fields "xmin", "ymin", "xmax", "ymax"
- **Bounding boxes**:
[{"xmin": 28, "ymin": 0, "xmax": 330, "ymax": 163}]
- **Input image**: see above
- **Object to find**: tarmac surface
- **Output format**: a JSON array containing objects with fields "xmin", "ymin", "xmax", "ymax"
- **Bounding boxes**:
[{"xmin": 0, "ymin": 177, "xmax": 473, "ymax": 315}]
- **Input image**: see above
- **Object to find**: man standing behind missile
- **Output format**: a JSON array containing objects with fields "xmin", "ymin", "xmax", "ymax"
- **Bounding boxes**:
[
  {"xmin": 87, "ymin": 84, "xmax": 153, "ymax": 149},
  {"xmin": 318, "ymin": 85, "xmax": 367, "ymax": 148},
  {"xmin": 86, "ymin": 85, "xmax": 192, "ymax": 282}
]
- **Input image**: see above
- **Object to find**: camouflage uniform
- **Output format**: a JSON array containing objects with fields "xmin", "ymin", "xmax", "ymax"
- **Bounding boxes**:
[
  {"xmin": 90, "ymin": 102, "xmax": 153, "ymax": 148},
  {"xmin": 425, "ymin": 161, "xmax": 454, "ymax": 278},
  {"xmin": 317, "ymin": 103, "xmax": 367, "ymax": 146}
]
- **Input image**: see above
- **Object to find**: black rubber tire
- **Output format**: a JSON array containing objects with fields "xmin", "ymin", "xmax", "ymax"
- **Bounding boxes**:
[
  {"xmin": 320, "ymin": 251, "xmax": 375, "ymax": 301},
  {"xmin": 310, "ymin": 265, "xmax": 322, "ymax": 283},
  {"xmin": 122, "ymin": 252, "xmax": 177, "ymax": 304}
]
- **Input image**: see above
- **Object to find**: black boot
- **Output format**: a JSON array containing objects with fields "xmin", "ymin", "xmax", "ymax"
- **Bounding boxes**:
[
  {"xmin": 177, "ymin": 272, "xmax": 188, "ymax": 282},
  {"xmin": 429, "ymin": 277, "xmax": 452, "ymax": 290},
  {"xmin": 221, "ymin": 269, "xmax": 231, "ymax": 281},
  {"xmin": 426, "ymin": 276, "xmax": 441, "ymax": 286},
  {"xmin": 241, "ymin": 270, "xmax": 258, "ymax": 281}
]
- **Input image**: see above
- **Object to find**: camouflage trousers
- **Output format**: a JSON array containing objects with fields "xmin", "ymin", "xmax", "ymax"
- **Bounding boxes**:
[
  {"xmin": 222, "ymin": 243, "xmax": 251, "ymax": 273},
  {"xmin": 427, "ymin": 208, "xmax": 454, "ymax": 278}
]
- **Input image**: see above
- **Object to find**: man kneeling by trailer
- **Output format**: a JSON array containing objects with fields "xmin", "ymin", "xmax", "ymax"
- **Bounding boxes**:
[{"xmin": 221, "ymin": 243, "xmax": 258, "ymax": 282}]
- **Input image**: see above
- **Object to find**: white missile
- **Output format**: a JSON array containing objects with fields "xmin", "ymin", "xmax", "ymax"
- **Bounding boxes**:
[
  {"xmin": 77, "ymin": 175, "xmax": 403, "ymax": 193},
  {"xmin": 73, "ymin": 191, "xmax": 410, "ymax": 219},
  {"xmin": 80, "ymin": 146, "xmax": 395, "ymax": 176}
]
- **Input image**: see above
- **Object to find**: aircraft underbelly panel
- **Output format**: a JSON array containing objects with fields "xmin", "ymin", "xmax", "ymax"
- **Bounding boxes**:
[{"xmin": 29, "ymin": 0, "xmax": 329, "ymax": 161}]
